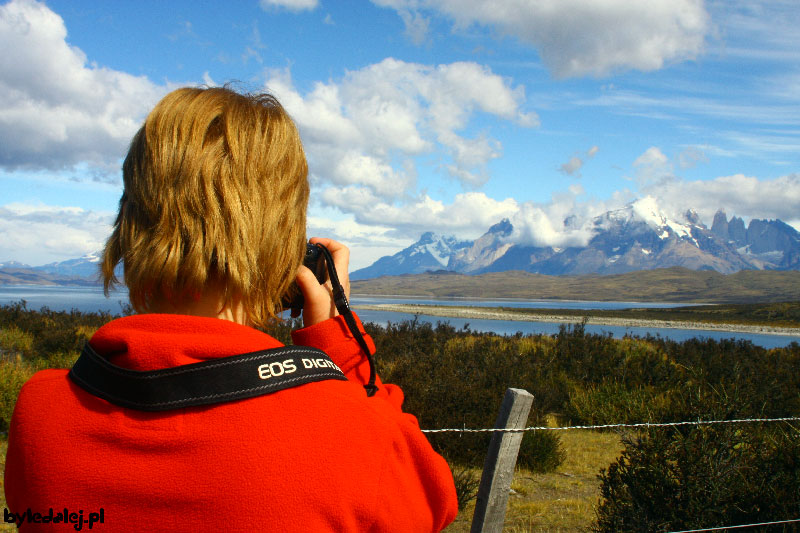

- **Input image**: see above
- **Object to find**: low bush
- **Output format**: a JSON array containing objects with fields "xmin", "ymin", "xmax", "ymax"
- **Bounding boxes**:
[
  {"xmin": 449, "ymin": 464, "xmax": 480, "ymax": 511},
  {"xmin": 0, "ymin": 357, "xmax": 36, "ymax": 432},
  {"xmin": 0, "ymin": 326, "xmax": 34, "ymax": 358},
  {"xmin": 370, "ymin": 319, "xmax": 565, "ymax": 472},
  {"xmin": 594, "ymin": 423, "xmax": 800, "ymax": 532}
]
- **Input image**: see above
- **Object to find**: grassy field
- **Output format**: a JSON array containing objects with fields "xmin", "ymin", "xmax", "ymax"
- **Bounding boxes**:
[
  {"xmin": 445, "ymin": 422, "xmax": 624, "ymax": 532},
  {"xmin": 0, "ymin": 438, "xmax": 12, "ymax": 532}
]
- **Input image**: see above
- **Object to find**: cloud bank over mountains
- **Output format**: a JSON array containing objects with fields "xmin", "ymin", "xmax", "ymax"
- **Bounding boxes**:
[{"xmin": 0, "ymin": 203, "xmax": 112, "ymax": 264}]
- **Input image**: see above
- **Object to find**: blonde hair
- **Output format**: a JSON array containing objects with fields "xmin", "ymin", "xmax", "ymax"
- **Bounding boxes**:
[{"xmin": 103, "ymin": 86, "xmax": 309, "ymax": 327}]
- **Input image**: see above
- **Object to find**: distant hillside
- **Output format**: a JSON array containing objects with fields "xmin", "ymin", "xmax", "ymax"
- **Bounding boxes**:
[
  {"xmin": 0, "ymin": 252, "xmax": 117, "ymax": 286},
  {"xmin": 0, "ymin": 268, "xmax": 100, "ymax": 287},
  {"xmin": 350, "ymin": 267, "xmax": 800, "ymax": 304}
]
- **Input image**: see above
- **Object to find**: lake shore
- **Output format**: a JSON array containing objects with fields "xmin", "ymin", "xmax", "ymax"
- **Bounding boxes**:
[{"xmin": 357, "ymin": 303, "xmax": 800, "ymax": 337}]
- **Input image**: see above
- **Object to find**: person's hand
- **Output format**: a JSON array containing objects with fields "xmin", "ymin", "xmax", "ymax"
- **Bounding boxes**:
[{"xmin": 295, "ymin": 237, "xmax": 351, "ymax": 328}]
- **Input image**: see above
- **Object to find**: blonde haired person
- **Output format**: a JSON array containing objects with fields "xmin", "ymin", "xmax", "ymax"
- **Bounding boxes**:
[{"xmin": 5, "ymin": 87, "xmax": 458, "ymax": 532}]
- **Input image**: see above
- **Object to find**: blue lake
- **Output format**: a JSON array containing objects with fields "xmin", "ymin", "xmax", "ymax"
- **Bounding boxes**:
[{"xmin": 1, "ymin": 285, "xmax": 798, "ymax": 349}]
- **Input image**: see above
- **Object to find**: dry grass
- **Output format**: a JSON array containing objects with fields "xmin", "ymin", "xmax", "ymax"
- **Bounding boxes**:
[
  {"xmin": 0, "ymin": 438, "xmax": 13, "ymax": 532},
  {"xmin": 444, "ymin": 422, "xmax": 624, "ymax": 532}
]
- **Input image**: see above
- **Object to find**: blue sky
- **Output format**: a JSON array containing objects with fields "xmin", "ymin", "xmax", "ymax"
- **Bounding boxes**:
[{"xmin": 1, "ymin": 0, "xmax": 799, "ymax": 270}]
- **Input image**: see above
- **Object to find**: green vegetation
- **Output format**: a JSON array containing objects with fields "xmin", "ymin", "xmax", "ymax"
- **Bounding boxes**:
[
  {"xmin": 594, "ymin": 424, "xmax": 800, "ymax": 533},
  {"xmin": 352, "ymin": 266, "xmax": 800, "ymax": 303},
  {"xmin": 1, "ymin": 301, "xmax": 799, "ymax": 531},
  {"xmin": 0, "ymin": 301, "xmax": 112, "ymax": 432}
]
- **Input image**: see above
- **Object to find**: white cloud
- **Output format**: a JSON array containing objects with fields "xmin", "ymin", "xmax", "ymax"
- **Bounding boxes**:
[
  {"xmin": 265, "ymin": 59, "xmax": 536, "ymax": 200},
  {"xmin": 259, "ymin": 0, "xmax": 318, "ymax": 12},
  {"xmin": 707, "ymin": 0, "xmax": 800, "ymax": 65},
  {"xmin": 319, "ymin": 188, "xmax": 519, "ymax": 239},
  {"xmin": 559, "ymin": 145, "xmax": 599, "ymax": 177},
  {"xmin": 306, "ymin": 214, "xmax": 409, "ymax": 270},
  {"xmin": 632, "ymin": 146, "xmax": 673, "ymax": 186},
  {"xmin": 509, "ymin": 205, "xmax": 593, "ymax": 248},
  {"xmin": 374, "ymin": 0, "xmax": 710, "ymax": 78},
  {"xmin": 399, "ymin": 8, "xmax": 431, "ymax": 45},
  {"xmin": 644, "ymin": 173, "xmax": 800, "ymax": 227},
  {"xmin": 0, "ymin": 0, "xmax": 166, "ymax": 176},
  {"xmin": 627, "ymin": 147, "xmax": 800, "ymax": 227},
  {"xmin": 0, "ymin": 203, "xmax": 114, "ymax": 265},
  {"xmin": 506, "ymin": 186, "xmax": 628, "ymax": 248},
  {"xmin": 677, "ymin": 146, "xmax": 709, "ymax": 169},
  {"xmin": 559, "ymin": 156, "xmax": 584, "ymax": 177},
  {"xmin": 202, "ymin": 71, "xmax": 217, "ymax": 87}
]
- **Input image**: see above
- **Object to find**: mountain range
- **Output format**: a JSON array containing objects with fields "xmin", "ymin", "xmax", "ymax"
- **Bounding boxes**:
[
  {"xmin": 351, "ymin": 198, "xmax": 800, "ymax": 280},
  {"xmin": 0, "ymin": 252, "xmax": 105, "ymax": 286},
  {"xmin": 3, "ymin": 198, "xmax": 799, "ymax": 286}
]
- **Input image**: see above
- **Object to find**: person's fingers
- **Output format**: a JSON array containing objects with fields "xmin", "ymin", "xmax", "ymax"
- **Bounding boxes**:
[
  {"xmin": 308, "ymin": 237, "xmax": 350, "ymax": 299},
  {"xmin": 295, "ymin": 264, "xmax": 337, "ymax": 326}
]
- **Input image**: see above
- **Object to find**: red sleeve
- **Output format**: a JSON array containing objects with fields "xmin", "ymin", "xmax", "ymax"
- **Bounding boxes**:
[{"xmin": 292, "ymin": 313, "xmax": 459, "ymax": 531}]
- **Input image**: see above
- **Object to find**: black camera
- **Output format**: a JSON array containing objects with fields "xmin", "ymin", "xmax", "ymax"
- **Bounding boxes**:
[{"xmin": 282, "ymin": 243, "xmax": 328, "ymax": 311}]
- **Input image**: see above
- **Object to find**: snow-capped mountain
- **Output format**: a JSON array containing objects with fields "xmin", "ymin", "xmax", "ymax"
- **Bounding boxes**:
[
  {"xmin": 355, "ymin": 199, "xmax": 800, "ymax": 278},
  {"xmin": 0, "ymin": 252, "xmax": 105, "ymax": 285},
  {"xmin": 37, "ymin": 252, "xmax": 104, "ymax": 279},
  {"xmin": 0, "ymin": 260, "xmax": 30, "ymax": 269},
  {"xmin": 3, "ymin": 198, "xmax": 798, "ymax": 284},
  {"xmin": 350, "ymin": 232, "xmax": 471, "ymax": 280},
  {"xmin": 447, "ymin": 219, "xmax": 516, "ymax": 273}
]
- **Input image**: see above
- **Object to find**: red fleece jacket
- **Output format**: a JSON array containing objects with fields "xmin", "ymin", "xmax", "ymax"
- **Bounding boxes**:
[{"xmin": 4, "ymin": 313, "xmax": 458, "ymax": 532}]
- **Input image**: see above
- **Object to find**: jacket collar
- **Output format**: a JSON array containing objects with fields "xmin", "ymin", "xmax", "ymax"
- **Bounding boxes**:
[{"xmin": 89, "ymin": 314, "xmax": 282, "ymax": 372}]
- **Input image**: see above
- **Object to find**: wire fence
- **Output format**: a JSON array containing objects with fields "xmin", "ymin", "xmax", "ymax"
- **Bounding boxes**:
[
  {"xmin": 423, "ymin": 412, "xmax": 800, "ymax": 532},
  {"xmin": 420, "ymin": 415, "xmax": 800, "ymax": 433},
  {"xmin": 666, "ymin": 518, "xmax": 800, "ymax": 532}
]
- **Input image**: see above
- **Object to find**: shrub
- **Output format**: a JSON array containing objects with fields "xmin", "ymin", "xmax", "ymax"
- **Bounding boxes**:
[
  {"xmin": 371, "ymin": 319, "xmax": 565, "ymax": 472},
  {"xmin": 593, "ymin": 424, "xmax": 800, "ymax": 532},
  {"xmin": 0, "ymin": 301, "xmax": 114, "ymax": 361},
  {"xmin": 0, "ymin": 357, "xmax": 36, "ymax": 432},
  {"xmin": 516, "ymin": 429, "xmax": 565, "ymax": 472},
  {"xmin": 449, "ymin": 463, "xmax": 480, "ymax": 510},
  {"xmin": 565, "ymin": 381, "xmax": 669, "ymax": 426},
  {"xmin": 0, "ymin": 326, "xmax": 34, "ymax": 358}
]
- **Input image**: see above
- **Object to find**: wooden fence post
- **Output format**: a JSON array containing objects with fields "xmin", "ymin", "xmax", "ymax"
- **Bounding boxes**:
[{"xmin": 470, "ymin": 387, "xmax": 534, "ymax": 533}]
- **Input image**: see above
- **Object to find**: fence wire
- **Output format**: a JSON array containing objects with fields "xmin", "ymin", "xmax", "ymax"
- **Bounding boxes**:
[
  {"xmin": 423, "ymin": 414, "xmax": 799, "ymax": 532},
  {"xmin": 420, "ymin": 415, "xmax": 800, "ymax": 433},
  {"xmin": 666, "ymin": 517, "xmax": 800, "ymax": 532}
]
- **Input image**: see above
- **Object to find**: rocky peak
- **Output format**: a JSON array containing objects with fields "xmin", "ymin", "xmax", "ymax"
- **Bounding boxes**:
[
  {"xmin": 685, "ymin": 209, "xmax": 701, "ymax": 225},
  {"xmin": 711, "ymin": 209, "xmax": 729, "ymax": 239},
  {"xmin": 487, "ymin": 218, "xmax": 513, "ymax": 236},
  {"xmin": 729, "ymin": 216, "xmax": 746, "ymax": 244}
]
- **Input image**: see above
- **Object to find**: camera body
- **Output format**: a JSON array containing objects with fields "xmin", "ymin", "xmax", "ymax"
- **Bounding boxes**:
[{"xmin": 282, "ymin": 243, "xmax": 327, "ymax": 311}]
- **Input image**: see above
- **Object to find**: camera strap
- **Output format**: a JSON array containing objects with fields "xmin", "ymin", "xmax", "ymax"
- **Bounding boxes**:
[
  {"xmin": 313, "ymin": 243, "xmax": 379, "ymax": 397},
  {"xmin": 68, "ymin": 342, "xmax": 347, "ymax": 412}
]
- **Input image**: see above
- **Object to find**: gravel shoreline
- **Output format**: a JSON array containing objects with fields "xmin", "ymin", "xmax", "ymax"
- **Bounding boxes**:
[{"xmin": 357, "ymin": 304, "xmax": 800, "ymax": 337}]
